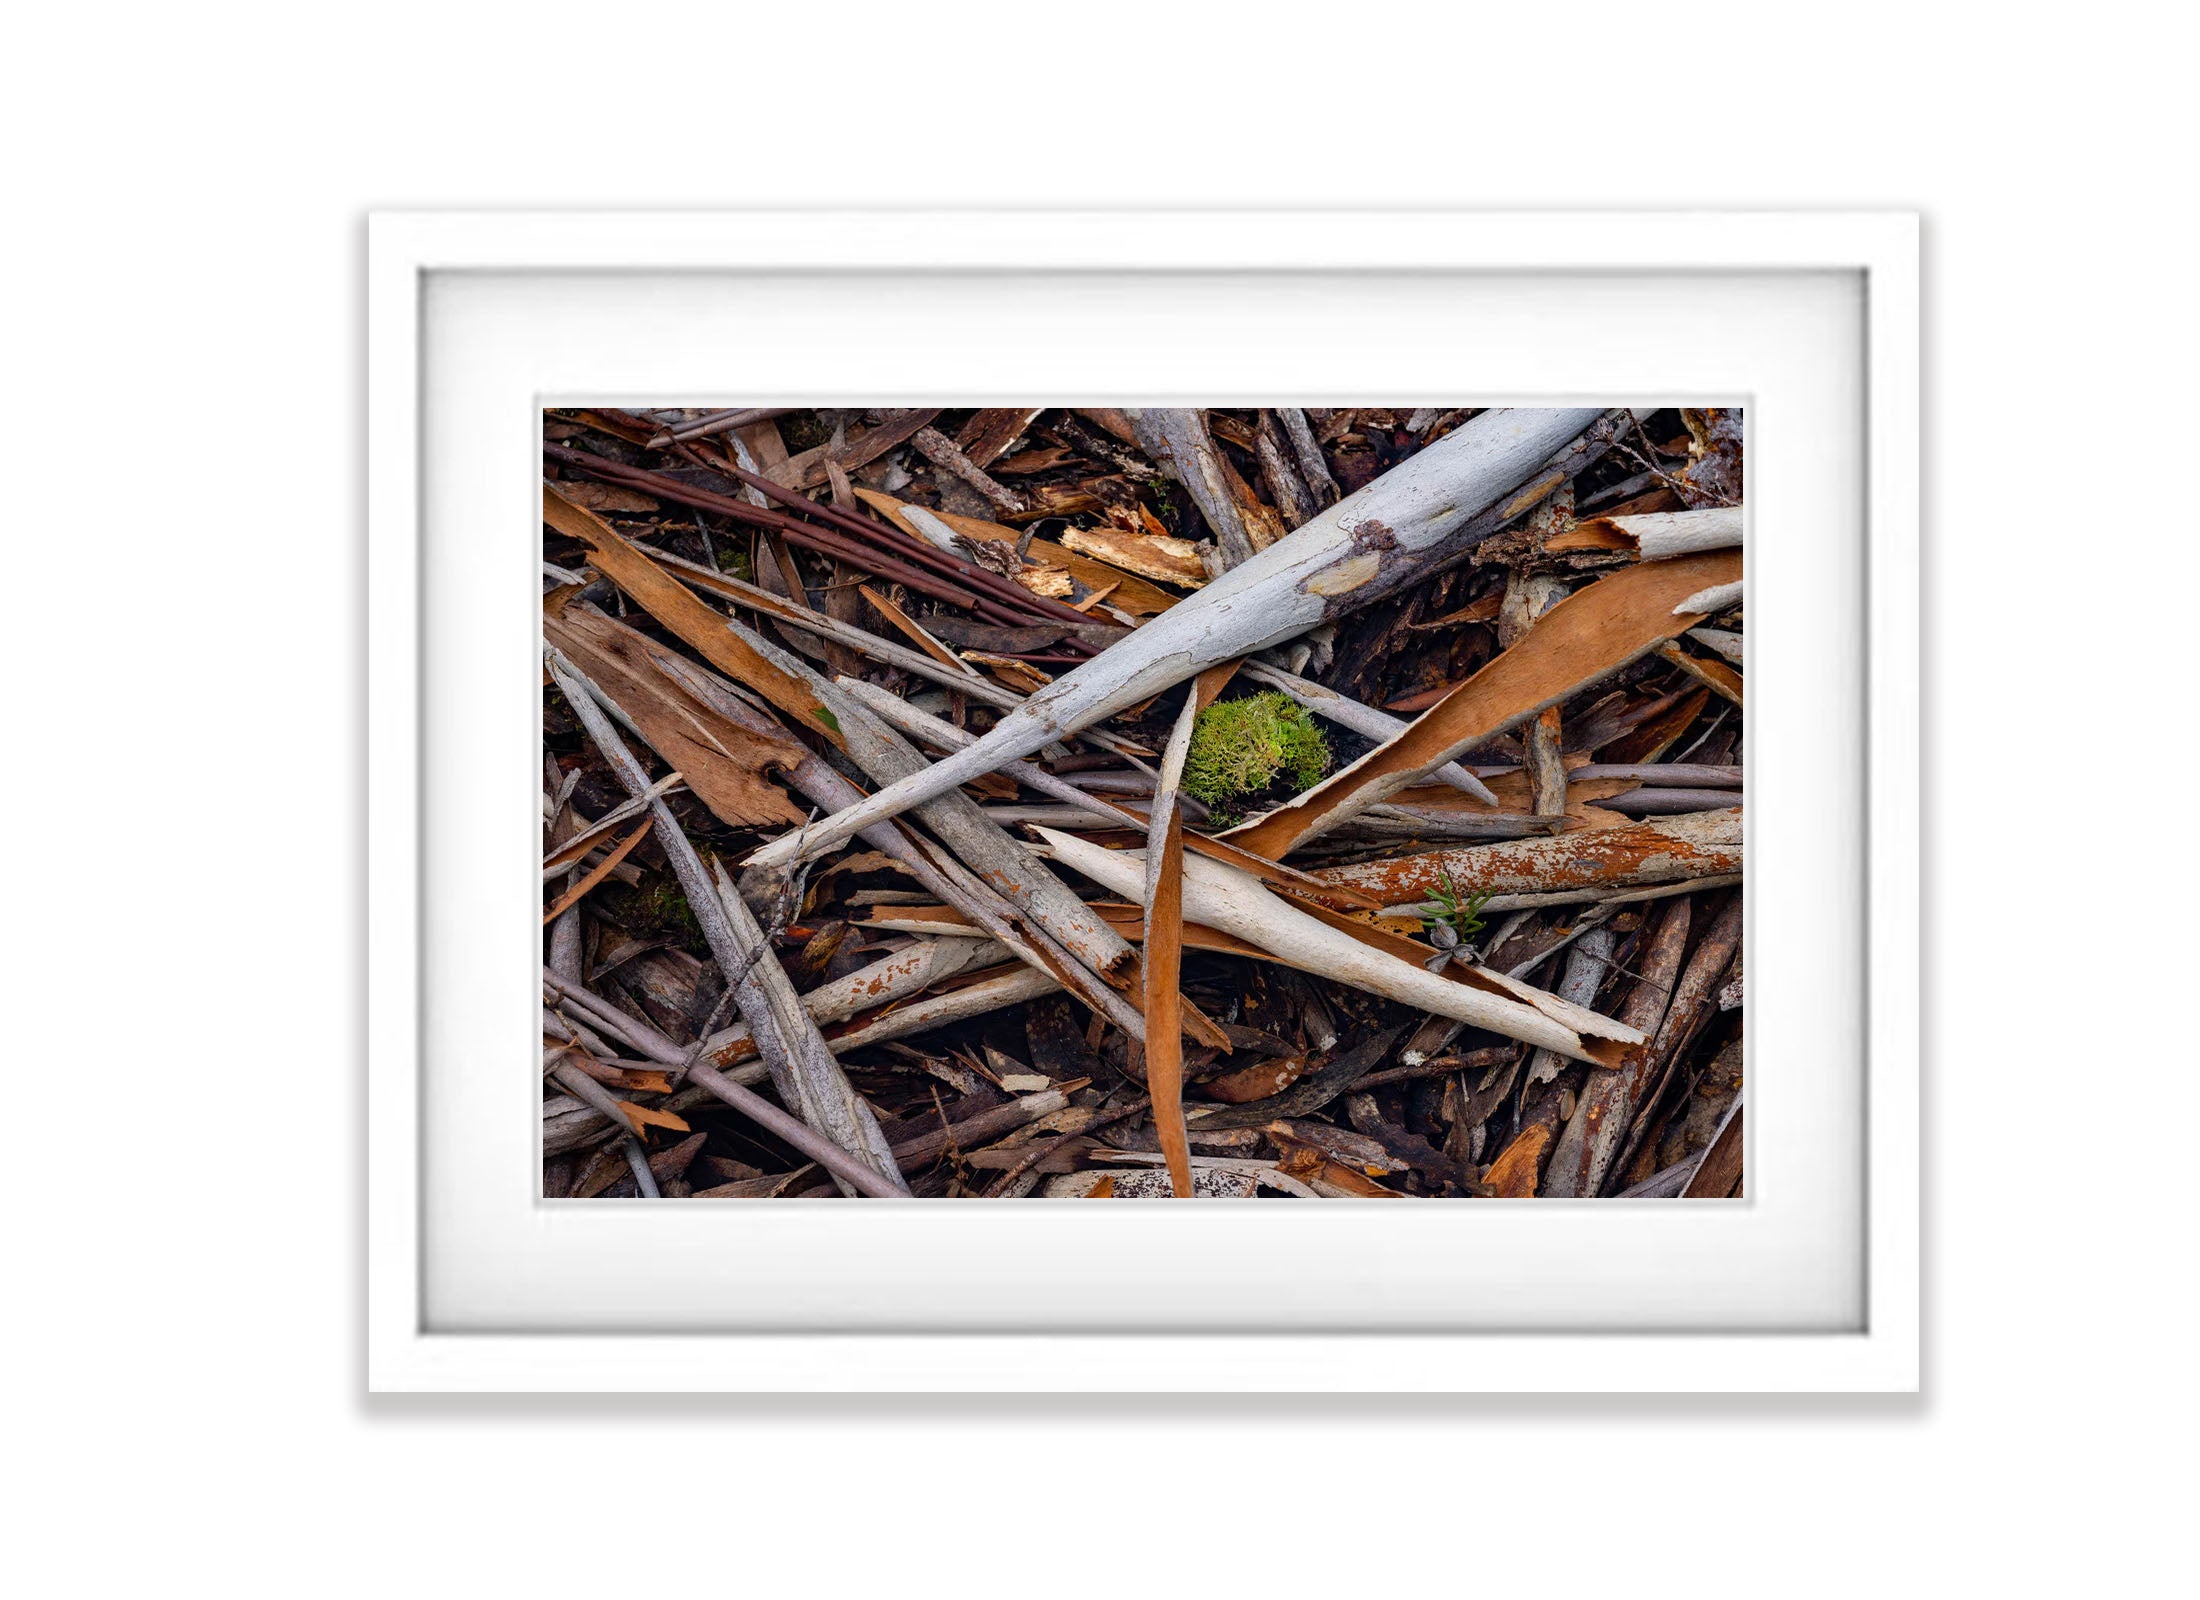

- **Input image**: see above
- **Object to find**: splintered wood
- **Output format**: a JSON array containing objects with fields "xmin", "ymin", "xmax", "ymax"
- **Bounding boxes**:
[{"xmin": 542, "ymin": 404, "xmax": 1745, "ymax": 1200}]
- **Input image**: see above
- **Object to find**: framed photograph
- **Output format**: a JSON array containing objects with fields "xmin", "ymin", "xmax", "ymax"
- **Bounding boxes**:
[{"xmin": 369, "ymin": 210, "xmax": 1917, "ymax": 1391}]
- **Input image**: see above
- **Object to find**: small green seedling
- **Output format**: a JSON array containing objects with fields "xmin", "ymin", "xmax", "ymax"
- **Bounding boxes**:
[{"xmin": 1420, "ymin": 869, "xmax": 1494, "ymax": 960}]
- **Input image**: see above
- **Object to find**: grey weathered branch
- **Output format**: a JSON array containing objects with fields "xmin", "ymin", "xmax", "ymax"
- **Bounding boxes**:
[
  {"xmin": 1276, "ymin": 406, "xmax": 1340, "ymax": 506},
  {"xmin": 909, "ymin": 425, "xmax": 1028, "ymax": 514}
]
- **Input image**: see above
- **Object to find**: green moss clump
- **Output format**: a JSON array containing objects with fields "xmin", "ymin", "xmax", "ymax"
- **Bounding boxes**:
[{"xmin": 1181, "ymin": 692, "xmax": 1331, "ymax": 824}]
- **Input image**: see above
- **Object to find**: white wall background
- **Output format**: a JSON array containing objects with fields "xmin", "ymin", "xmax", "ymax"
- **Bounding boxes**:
[{"xmin": 4, "ymin": 5, "xmax": 2183, "ymax": 1594}]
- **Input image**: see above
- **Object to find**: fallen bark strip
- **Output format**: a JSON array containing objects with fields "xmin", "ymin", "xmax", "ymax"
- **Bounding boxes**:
[
  {"xmin": 718, "ymin": 853, "xmax": 916, "ymax": 1190},
  {"xmin": 860, "ymin": 903, "xmax": 1273, "ymax": 964},
  {"xmin": 1673, "ymin": 580, "xmax": 1742, "ymax": 617},
  {"xmin": 546, "ymin": 653, "xmax": 907, "ymax": 1193},
  {"xmin": 1607, "ymin": 892, "xmax": 1745, "ymax": 1191},
  {"xmin": 955, "ymin": 407, "xmax": 1046, "ymax": 468},
  {"xmin": 1140, "ymin": 665, "xmax": 1235, "ymax": 1199},
  {"xmin": 1056, "ymin": 524, "xmax": 1210, "ymax": 588},
  {"xmin": 1544, "ymin": 505, "xmax": 1743, "ymax": 561},
  {"xmin": 1307, "ymin": 808, "xmax": 1742, "ymax": 906},
  {"xmin": 540, "ymin": 817, "xmax": 652, "ymax": 925},
  {"xmin": 1239, "ymin": 660, "xmax": 1498, "ymax": 803},
  {"xmin": 545, "ymin": 485, "xmax": 846, "ymax": 748},
  {"xmin": 1227, "ymin": 549, "xmax": 1746, "ymax": 859},
  {"xmin": 1687, "ymin": 627, "xmax": 1745, "ymax": 665},
  {"xmin": 1541, "ymin": 897, "xmax": 1696, "ymax": 1199},
  {"xmin": 1277, "ymin": 406, "xmax": 1341, "ymax": 506},
  {"xmin": 856, "ymin": 582, "xmax": 989, "ymax": 678},
  {"xmin": 1682, "ymin": 1096, "xmax": 1746, "ymax": 1198},
  {"xmin": 1037, "ymin": 829, "xmax": 1641, "ymax": 1066},
  {"xmin": 541, "ymin": 770, "xmax": 684, "ymax": 876},
  {"xmin": 747, "ymin": 407, "xmax": 1611, "ymax": 871},
  {"xmin": 1522, "ymin": 929, "xmax": 1617, "ymax": 1098},
  {"xmin": 1254, "ymin": 407, "xmax": 1320, "ymax": 530}
]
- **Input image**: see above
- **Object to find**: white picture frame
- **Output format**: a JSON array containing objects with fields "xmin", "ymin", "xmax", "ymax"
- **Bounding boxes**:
[{"xmin": 368, "ymin": 210, "xmax": 1917, "ymax": 1392}]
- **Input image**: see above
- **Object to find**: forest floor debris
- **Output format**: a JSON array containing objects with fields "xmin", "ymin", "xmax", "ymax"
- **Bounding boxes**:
[{"xmin": 543, "ymin": 404, "xmax": 1745, "ymax": 1199}]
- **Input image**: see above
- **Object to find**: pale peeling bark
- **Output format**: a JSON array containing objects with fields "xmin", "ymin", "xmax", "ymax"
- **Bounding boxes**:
[
  {"xmin": 1036, "ymin": 829, "xmax": 1643, "ymax": 1066},
  {"xmin": 1308, "ymin": 808, "xmax": 1743, "ymax": 906},
  {"xmin": 1673, "ymin": 580, "xmax": 1743, "ymax": 617},
  {"xmin": 746, "ymin": 406, "xmax": 1609, "ymax": 872},
  {"xmin": 1545, "ymin": 505, "xmax": 1743, "ymax": 561}
]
